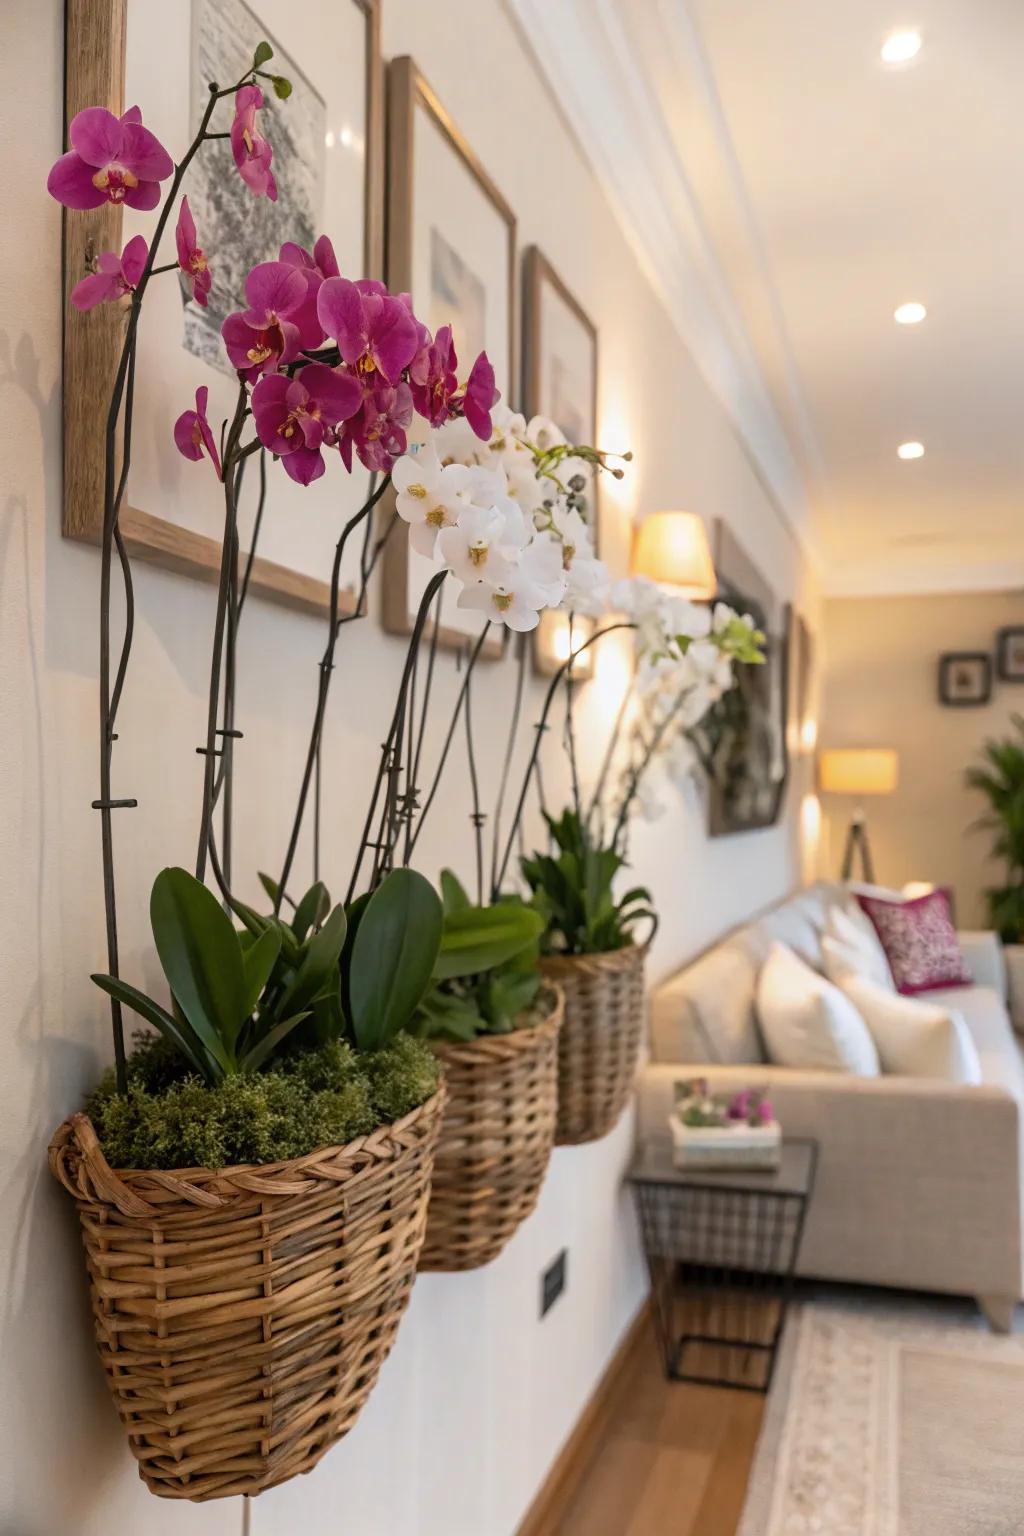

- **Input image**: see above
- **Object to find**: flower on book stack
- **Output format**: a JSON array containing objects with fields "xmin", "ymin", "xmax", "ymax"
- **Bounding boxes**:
[{"xmin": 671, "ymin": 1080, "xmax": 780, "ymax": 1169}]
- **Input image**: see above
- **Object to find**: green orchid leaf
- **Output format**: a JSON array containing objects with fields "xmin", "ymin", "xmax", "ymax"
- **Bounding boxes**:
[
  {"xmin": 440, "ymin": 868, "xmax": 471, "ymax": 916},
  {"xmin": 434, "ymin": 902, "xmax": 544, "ymax": 981},
  {"xmin": 91, "ymin": 973, "xmax": 219, "ymax": 1083},
  {"xmin": 276, "ymin": 904, "xmax": 347, "ymax": 1020},
  {"xmin": 349, "ymin": 869, "xmax": 443, "ymax": 1050},
  {"xmin": 293, "ymin": 880, "xmax": 330, "ymax": 943},
  {"xmin": 241, "ymin": 925, "xmax": 281, "ymax": 1020},
  {"xmin": 239, "ymin": 1011, "xmax": 310, "ymax": 1073},
  {"xmin": 150, "ymin": 868, "xmax": 248, "ymax": 1059}
]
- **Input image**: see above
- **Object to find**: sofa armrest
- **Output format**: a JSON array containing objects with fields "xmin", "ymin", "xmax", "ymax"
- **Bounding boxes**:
[
  {"xmin": 636, "ymin": 1063, "xmax": 1022, "ymax": 1299},
  {"xmin": 958, "ymin": 929, "xmax": 1007, "ymax": 1000}
]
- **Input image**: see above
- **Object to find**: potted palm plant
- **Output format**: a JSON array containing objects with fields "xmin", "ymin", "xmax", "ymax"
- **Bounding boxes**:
[{"xmin": 966, "ymin": 716, "xmax": 1024, "ymax": 941}]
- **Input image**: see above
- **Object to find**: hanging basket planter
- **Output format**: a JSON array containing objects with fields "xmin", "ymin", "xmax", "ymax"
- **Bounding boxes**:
[
  {"xmin": 48, "ymin": 1088, "xmax": 445, "ymax": 1502},
  {"xmin": 419, "ymin": 986, "xmax": 564, "ymax": 1273},
  {"xmin": 539, "ymin": 944, "xmax": 646, "ymax": 1146}
]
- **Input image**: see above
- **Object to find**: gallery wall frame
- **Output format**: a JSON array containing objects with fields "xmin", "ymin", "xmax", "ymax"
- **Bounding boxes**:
[
  {"xmin": 938, "ymin": 651, "xmax": 992, "ymax": 707},
  {"xmin": 521, "ymin": 246, "xmax": 600, "ymax": 546},
  {"xmin": 996, "ymin": 627, "xmax": 1024, "ymax": 682},
  {"xmin": 381, "ymin": 54, "xmax": 517, "ymax": 658},
  {"xmin": 60, "ymin": 0, "xmax": 384, "ymax": 620}
]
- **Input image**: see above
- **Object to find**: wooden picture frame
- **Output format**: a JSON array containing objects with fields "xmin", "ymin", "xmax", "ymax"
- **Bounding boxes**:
[
  {"xmin": 61, "ymin": 0, "xmax": 384, "ymax": 621},
  {"xmin": 939, "ymin": 652, "xmax": 992, "ymax": 707},
  {"xmin": 996, "ymin": 627, "xmax": 1024, "ymax": 682},
  {"xmin": 522, "ymin": 246, "xmax": 599, "ymax": 546},
  {"xmin": 381, "ymin": 55, "xmax": 516, "ymax": 658}
]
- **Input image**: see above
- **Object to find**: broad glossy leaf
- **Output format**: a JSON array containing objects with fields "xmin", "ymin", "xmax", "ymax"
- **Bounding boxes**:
[
  {"xmin": 91, "ymin": 973, "xmax": 218, "ymax": 1083},
  {"xmin": 275, "ymin": 904, "xmax": 347, "ymax": 1020},
  {"xmin": 241, "ymin": 926, "xmax": 281, "ymax": 1020},
  {"xmin": 239, "ymin": 1011, "xmax": 310, "ymax": 1073},
  {"xmin": 349, "ymin": 869, "xmax": 443, "ymax": 1050},
  {"xmin": 440, "ymin": 868, "xmax": 471, "ymax": 916},
  {"xmin": 434, "ymin": 902, "xmax": 544, "ymax": 981},
  {"xmin": 293, "ymin": 881, "xmax": 330, "ymax": 943},
  {"xmin": 150, "ymin": 869, "xmax": 247, "ymax": 1063}
]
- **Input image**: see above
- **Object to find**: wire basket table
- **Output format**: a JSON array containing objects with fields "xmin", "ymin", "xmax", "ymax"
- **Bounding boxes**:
[{"xmin": 629, "ymin": 1138, "xmax": 817, "ymax": 1392}]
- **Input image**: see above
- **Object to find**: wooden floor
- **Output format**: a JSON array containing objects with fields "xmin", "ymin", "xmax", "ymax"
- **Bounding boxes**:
[{"xmin": 548, "ymin": 1319, "xmax": 764, "ymax": 1536}]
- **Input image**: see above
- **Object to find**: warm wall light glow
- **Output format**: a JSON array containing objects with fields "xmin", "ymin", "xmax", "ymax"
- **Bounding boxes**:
[
  {"xmin": 819, "ymin": 748, "xmax": 899, "ymax": 797},
  {"xmin": 897, "ymin": 441, "xmax": 925, "ymax": 460},
  {"xmin": 800, "ymin": 718, "xmax": 819, "ymax": 753},
  {"xmin": 894, "ymin": 301, "xmax": 927, "ymax": 325},
  {"xmin": 902, "ymin": 881, "xmax": 936, "ymax": 899},
  {"xmin": 532, "ymin": 610, "xmax": 594, "ymax": 679},
  {"xmin": 631, "ymin": 512, "xmax": 716, "ymax": 599},
  {"xmin": 881, "ymin": 29, "xmax": 922, "ymax": 64},
  {"xmin": 800, "ymin": 792, "xmax": 822, "ymax": 882}
]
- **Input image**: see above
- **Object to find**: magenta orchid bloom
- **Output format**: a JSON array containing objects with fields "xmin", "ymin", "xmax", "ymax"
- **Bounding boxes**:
[
  {"xmin": 173, "ymin": 386, "xmax": 222, "ymax": 479},
  {"xmin": 410, "ymin": 324, "xmax": 459, "ymax": 427},
  {"xmin": 230, "ymin": 85, "xmax": 277, "ymax": 200},
  {"xmin": 461, "ymin": 352, "xmax": 499, "ymax": 441},
  {"xmin": 317, "ymin": 277, "xmax": 420, "ymax": 386},
  {"xmin": 175, "ymin": 197, "xmax": 212, "ymax": 308},
  {"xmin": 279, "ymin": 235, "xmax": 340, "ymax": 350},
  {"xmin": 221, "ymin": 260, "xmax": 307, "ymax": 381},
  {"xmin": 48, "ymin": 105, "xmax": 172, "ymax": 211},
  {"xmin": 70, "ymin": 234, "xmax": 148, "ymax": 312},
  {"xmin": 252, "ymin": 364, "xmax": 363, "ymax": 485},
  {"xmin": 338, "ymin": 382, "xmax": 414, "ymax": 474}
]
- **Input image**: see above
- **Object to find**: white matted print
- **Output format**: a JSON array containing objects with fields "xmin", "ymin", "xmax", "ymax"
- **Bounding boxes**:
[
  {"xmin": 382, "ymin": 58, "xmax": 515, "ymax": 654},
  {"xmin": 112, "ymin": 0, "xmax": 379, "ymax": 609}
]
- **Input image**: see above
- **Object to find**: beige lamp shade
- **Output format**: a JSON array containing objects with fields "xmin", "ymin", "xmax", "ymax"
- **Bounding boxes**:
[
  {"xmin": 631, "ymin": 512, "xmax": 717, "ymax": 599},
  {"xmin": 818, "ymin": 748, "xmax": 899, "ymax": 797}
]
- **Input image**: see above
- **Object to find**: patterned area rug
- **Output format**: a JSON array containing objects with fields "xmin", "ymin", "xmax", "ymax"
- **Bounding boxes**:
[{"xmin": 738, "ymin": 1291, "xmax": 1024, "ymax": 1534}]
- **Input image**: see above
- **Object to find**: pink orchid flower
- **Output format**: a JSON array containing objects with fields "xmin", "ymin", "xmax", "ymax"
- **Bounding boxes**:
[
  {"xmin": 48, "ymin": 105, "xmax": 173, "ymax": 211},
  {"xmin": 173, "ymin": 386, "xmax": 222, "ymax": 479},
  {"xmin": 461, "ymin": 352, "xmax": 499, "ymax": 441},
  {"xmin": 252, "ymin": 364, "xmax": 363, "ymax": 485},
  {"xmin": 221, "ymin": 260, "xmax": 307, "ymax": 381},
  {"xmin": 279, "ymin": 235, "xmax": 340, "ymax": 350},
  {"xmin": 338, "ymin": 381, "xmax": 414, "ymax": 474},
  {"xmin": 230, "ymin": 85, "xmax": 277, "ymax": 200},
  {"xmin": 317, "ymin": 277, "xmax": 420, "ymax": 386},
  {"xmin": 70, "ymin": 234, "xmax": 148, "ymax": 312},
  {"xmin": 175, "ymin": 197, "xmax": 212, "ymax": 307},
  {"xmin": 409, "ymin": 324, "xmax": 460, "ymax": 427}
]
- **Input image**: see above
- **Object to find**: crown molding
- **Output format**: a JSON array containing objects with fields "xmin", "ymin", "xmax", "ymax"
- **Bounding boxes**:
[
  {"xmin": 822, "ymin": 559, "xmax": 1024, "ymax": 599},
  {"xmin": 504, "ymin": 0, "xmax": 820, "ymax": 568}
]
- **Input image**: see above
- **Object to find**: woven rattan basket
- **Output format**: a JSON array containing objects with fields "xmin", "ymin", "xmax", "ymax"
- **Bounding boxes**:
[
  {"xmin": 540, "ymin": 944, "xmax": 646, "ymax": 1145},
  {"xmin": 419, "ymin": 986, "xmax": 563, "ymax": 1272},
  {"xmin": 48, "ymin": 1088, "xmax": 445, "ymax": 1501}
]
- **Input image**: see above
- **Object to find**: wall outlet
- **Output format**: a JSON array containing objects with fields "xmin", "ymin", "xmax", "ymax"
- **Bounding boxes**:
[{"xmin": 540, "ymin": 1249, "xmax": 567, "ymax": 1318}]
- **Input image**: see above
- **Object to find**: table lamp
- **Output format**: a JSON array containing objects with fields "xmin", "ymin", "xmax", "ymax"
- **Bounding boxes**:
[
  {"xmin": 818, "ymin": 748, "xmax": 899, "ymax": 882},
  {"xmin": 631, "ymin": 511, "xmax": 717, "ymax": 599}
]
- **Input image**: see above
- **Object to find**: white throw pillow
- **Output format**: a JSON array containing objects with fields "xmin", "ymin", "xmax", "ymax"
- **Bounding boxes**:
[
  {"xmin": 757, "ymin": 942, "xmax": 880, "ymax": 1076},
  {"xmin": 836, "ymin": 974, "xmax": 982, "ymax": 1084},
  {"xmin": 822, "ymin": 906, "xmax": 895, "ymax": 991}
]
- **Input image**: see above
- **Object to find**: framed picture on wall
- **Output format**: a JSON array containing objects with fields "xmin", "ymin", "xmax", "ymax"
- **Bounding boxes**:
[
  {"xmin": 996, "ymin": 627, "xmax": 1024, "ymax": 681},
  {"xmin": 785, "ymin": 606, "xmax": 814, "ymax": 755},
  {"xmin": 381, "ymin": 55, "xmax": 516, "ymax": 657},
  {"xmin": 61, "ymin": 0, "xmax": 384, "ymax": 619},
  {"xmin": 692, "ymin": 522, "xmax": 789, "ymax": 836},
  {"xmin": 939, "ymin": 652, "xmax": 992, "ymax": 706},
  {"xmin": 521, "ymin": 247, "xmax": 599, "ymax": 546}
]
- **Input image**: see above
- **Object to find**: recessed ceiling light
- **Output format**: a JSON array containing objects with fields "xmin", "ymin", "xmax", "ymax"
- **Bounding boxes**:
[
  {"xmin": 897, "ymin": 441, "xmax": 925, "ymax": 460},
  {"xmin": 894, "ymin": 301, "xmax": 927, "ymax": 325},
  {"xmin": 881, "ymin": 29, "xmax": 922, "ymax": 65}
]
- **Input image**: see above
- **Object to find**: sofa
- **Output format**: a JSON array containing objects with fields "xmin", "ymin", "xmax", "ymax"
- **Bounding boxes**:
[{"xmin": 637, "ymin": 881, "xmax": 1023, "ymax": 1330}]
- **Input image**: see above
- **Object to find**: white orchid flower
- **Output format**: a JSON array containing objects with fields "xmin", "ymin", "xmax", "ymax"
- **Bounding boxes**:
[
  {"xmin": 519, "ymin": 532, "xmax": 568, "ymax": 608},
  {"xmin": 437, "ymin": 503, "xmax": 518, "ymax": 588},
  {"xmin": 456, "ymin": 568, "xmax": 547, "ymax": 632},
  {"xmin": 393, "ymin": 443, "xmax": 460, "ymax": 557},
  {"xmin": 525, "ymin": 415, "xmax": 567, "ymax": 453}
]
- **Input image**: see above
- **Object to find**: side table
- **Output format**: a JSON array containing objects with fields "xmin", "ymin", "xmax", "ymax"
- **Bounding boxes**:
[{"xmin": 629, "ymin": 1137, "xmax": 817, "ymax": 1392}]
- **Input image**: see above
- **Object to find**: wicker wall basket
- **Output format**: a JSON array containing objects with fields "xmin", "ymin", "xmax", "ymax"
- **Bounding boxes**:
[
  {"xmin": 540, "ymin": 944, "xmax": 646, "ymax": 1146},
  {"xmin": 48, "ymin": 1088, "xmax": 445, "ymax": 1502},
  {"xmin": 419, "ymin": 986, "xmax": 563, "ymax": 1273}
]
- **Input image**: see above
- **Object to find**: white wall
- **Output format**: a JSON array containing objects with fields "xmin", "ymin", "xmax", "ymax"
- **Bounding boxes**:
[{"xmin": 0, "ymin": 1, "xmax": 817, "ymax": 1532}]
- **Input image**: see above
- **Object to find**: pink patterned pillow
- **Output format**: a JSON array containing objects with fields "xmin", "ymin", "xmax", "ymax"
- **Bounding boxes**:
[{"xmin": 855, "ymin": 889, "xmax": 971, "ymax": 996}]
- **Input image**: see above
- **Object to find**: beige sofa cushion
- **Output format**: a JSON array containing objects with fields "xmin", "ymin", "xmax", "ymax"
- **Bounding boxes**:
[
  {"xmin": 928, "ymin": 984, "xmax": 1024, "ymax": 1101},
  {"xmin": 649, "ymin": 938, "xmax": 763, "ymax": 1064}
]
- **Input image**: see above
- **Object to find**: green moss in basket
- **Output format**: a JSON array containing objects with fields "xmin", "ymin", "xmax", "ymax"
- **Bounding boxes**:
[
  {"xmin": 87, "ymin": 1033, "xmax": 441, "ymax": 1171},
  {"xmin": 410, "ymin": 869, "xmax": 547, "ymax": 1042}
]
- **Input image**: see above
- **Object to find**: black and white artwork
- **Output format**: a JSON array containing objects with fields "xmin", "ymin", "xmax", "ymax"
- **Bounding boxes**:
[{"xmin": 187, "ymin": 0, "xmax": 325, "ymax": 372}]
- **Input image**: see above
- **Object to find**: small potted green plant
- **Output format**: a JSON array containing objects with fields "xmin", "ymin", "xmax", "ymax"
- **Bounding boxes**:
[{"xmin": 411, "ymin": 872, "xmax": 563, "ymax": 1272}]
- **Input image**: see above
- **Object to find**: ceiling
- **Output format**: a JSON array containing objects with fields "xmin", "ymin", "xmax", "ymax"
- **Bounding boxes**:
[{"xmin": 506, "ymin": 0, "xmax": 1024, "ymax": 595}]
